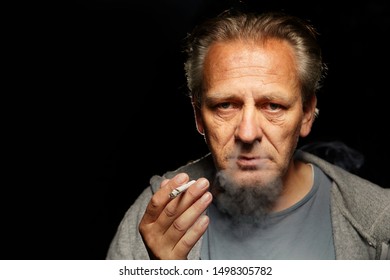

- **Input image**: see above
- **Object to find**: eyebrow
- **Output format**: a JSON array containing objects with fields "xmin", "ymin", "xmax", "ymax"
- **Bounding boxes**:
[{"xmin": 203, "ymin": 91, "xmax": 293, "ymax": 105}]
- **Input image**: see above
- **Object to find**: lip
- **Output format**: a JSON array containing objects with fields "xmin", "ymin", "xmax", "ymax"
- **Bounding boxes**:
[{"xmin": 235, "ymin": 155, "xmax": 267, "ymax": 169}]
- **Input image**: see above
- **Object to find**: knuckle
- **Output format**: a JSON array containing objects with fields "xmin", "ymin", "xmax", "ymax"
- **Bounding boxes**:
[
  {"xmin": 193, "ymin": 199, "xmax": 207, "ymax": 212},
  {"xmin": 138, "ymin": 223, "xmax": 146, "ymax": 235},
  {"xmin": 164, "ymin": 205, "xmax": 177, "ymax": 218},
  {"xmin": 149, "ymin": 196, "xmax": 162, "ymax": 209},
  {"xmin": 172, "ymin": 220, "xmax": 187, "ymax": 233},
  {"xmin": 185, "ymin": 188, "xmax": 198, "ymax": 198},
  {"xmin": 180, "ymin": 238, "xmax": 193, "ymax": 250}
]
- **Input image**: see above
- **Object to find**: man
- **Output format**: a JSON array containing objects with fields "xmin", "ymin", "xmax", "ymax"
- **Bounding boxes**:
[{"xmin": 106, "ymin": 10, "xmax": 390, "ymax": 260}]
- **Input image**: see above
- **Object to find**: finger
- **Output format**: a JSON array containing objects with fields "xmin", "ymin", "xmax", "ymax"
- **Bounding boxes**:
[
  {"xmin": 160, "ymin": 178, "xmax": 170, "ymax": 188},
  {"xmin": 141, "ymin": 173, "xmax": 189, "ymax": 225},
  {"xmin": 174, "ymin": 215, "xmax": 210, "ymax": 259},
  {"xmin": 158, "ymin": 178, "xmax": 209, "ymax": 230},
  {"xmin": 165, "ymin": 191, "xmax": 212, "ymax": 242}
]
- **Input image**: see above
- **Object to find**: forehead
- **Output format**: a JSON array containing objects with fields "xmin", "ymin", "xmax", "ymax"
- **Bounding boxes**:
[
  {"xmin": 205, "ymin": 39, "xmax": 297, "ymax": 77},
  {"xmin": 203, "ymin": 39, "xmax": 300, "ymax": 96}
]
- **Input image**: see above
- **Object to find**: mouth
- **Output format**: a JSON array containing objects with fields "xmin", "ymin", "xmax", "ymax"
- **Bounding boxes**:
[{"xmin": 235, "ymin": 155, "xmax": 267, "ymax": 169}]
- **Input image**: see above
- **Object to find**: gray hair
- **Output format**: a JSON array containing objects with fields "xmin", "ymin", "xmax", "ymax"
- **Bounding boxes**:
[{"xmin": 183, "ymin": 9, "xmax": 327, "ymax": 110}]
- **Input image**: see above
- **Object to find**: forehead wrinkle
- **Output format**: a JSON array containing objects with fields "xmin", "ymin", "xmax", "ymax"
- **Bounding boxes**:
[{"xmin": 224, "ymin": 67, "xmax": 275, "ymax": 79}]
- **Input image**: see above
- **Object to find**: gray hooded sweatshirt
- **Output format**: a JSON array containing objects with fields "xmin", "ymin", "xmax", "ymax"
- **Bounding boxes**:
[{"xmin": 106, "ymin": 150, "xmax": 390, "ymax": 260}]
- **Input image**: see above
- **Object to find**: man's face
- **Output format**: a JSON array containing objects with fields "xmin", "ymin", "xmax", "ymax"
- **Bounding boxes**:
[{"xmin": 195, "ymin": 39, "xmax": 314, "ymax": 189}]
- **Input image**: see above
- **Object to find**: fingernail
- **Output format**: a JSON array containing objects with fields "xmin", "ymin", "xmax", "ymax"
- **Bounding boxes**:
[
  {"xmin": 197, "ymin": 215, "xmax": 209, "ymax": 227},
  {"xmin": 196, "ymin": 178, "xmax": 209, "ymax": 189},
  {"xmin": 174, "ymin": 173, "xmax": 187, "ymax": 184},
  {"xmin": 201, "ymin": 192, "xmax": 212, "ymax": 203}
]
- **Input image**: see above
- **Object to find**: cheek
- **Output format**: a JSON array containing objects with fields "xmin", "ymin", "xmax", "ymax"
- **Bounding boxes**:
[
  {"xmin": 266, "ymin": 120, "xmax": 301, "ymax": 148},
  {"xmin": 203, "ymin": 118, "xmax": 236, "ymax": 146}
]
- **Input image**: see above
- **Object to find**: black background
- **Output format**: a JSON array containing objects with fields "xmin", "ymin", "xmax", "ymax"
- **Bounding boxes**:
[{"xmin": 4, "ymin": 0, "xmax": 389, "ymax": 259}]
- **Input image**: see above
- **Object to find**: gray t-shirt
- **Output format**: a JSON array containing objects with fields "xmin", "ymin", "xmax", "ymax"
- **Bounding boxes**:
[{"xmin": 201, "ymin": 164, "xmax": 335, "ymax": 260}]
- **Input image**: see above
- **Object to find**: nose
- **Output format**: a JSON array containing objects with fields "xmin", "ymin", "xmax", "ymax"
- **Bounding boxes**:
[{"xmin": 234, "ymin": 107, "xmax": 262, "ymax": 143}]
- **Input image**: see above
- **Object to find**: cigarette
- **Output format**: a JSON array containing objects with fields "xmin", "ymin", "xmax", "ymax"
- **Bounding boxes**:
[{"xmin": 169, "ymin": 180, "xmax": 196, "ymax": 199}]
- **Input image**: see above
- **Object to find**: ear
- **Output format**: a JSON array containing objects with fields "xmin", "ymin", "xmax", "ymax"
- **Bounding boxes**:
[
  {"xmin": 192, "ymin": 99, "xmax": 205, "ymax": 135},
  {"xmin": 300, "ymin": 95, "xmax": 317, "ymax": 137}
]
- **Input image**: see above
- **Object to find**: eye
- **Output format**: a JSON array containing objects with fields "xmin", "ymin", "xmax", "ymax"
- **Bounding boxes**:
[
  {"xmin": 267, "ymin": 103, "xmax": 282, "ymax": 111},
  {"xmin": 217, "ymin": 102, "xmax": 232, "ymax": 109}
]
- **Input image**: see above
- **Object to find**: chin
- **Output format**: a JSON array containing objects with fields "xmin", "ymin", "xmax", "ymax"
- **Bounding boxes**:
[{"xmin": 222, "ymin": 168, "xmax": 278, "ymax": 189}]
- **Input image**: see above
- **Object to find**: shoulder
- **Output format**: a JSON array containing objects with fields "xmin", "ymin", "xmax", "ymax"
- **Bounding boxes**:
[
  {"xmin": 295, "ymin": 149, "xmax": 385, "ymax": 189},
  {"xmin": 296, "ymin": 150, "xmax": 390, "ymax": 241}
]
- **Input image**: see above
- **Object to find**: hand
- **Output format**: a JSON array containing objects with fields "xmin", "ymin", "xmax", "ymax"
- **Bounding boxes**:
[{"xmin": 139, "ymin": 173, "xmax": 212, "ymax": 259}]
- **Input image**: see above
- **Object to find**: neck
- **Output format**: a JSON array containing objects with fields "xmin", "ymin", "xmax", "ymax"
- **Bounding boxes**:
[{"xmin": 272, "ymin": 160, "xmax": 313, "ymax": 212}]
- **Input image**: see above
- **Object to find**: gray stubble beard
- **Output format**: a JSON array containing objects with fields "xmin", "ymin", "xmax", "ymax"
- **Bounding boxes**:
[{"xmin": 212, "ymin": 170, "xmax": 284, "ymax": 228}]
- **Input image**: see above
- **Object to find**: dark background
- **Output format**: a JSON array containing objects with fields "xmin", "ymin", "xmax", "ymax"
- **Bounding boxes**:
[{"xmin": 4, "ymin": 0, "xmax": 389, "ymax": 259}]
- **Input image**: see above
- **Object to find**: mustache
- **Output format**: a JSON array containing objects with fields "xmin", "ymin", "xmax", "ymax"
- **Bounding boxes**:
[{"xmin": 224, "ymin": 143, "xmax": 272, "ymax": 168}]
